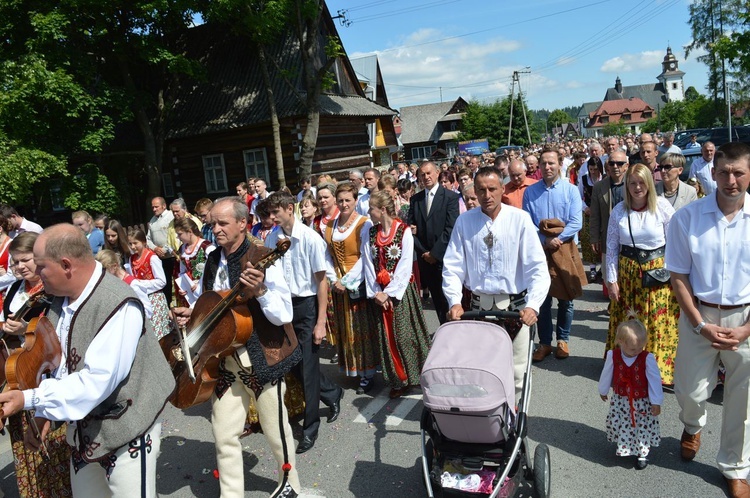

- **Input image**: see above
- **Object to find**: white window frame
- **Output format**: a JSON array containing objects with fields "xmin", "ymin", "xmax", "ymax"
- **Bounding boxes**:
[
  {"xmin": 202, "ymin": 154, "xmax": 229, "ymax": 194},
  {"xmin": 243, "ymin": 148, "xmax": 270, "ymax": 185},
  {"xmin": 411, "ymin": 145, "xmax": 436, "ymax": 160}
]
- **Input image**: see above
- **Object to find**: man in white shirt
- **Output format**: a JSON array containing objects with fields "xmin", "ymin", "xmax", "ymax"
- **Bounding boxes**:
[
  {"xmin": 355, "ymin": 168, "xmax": 380, "ymax": 216},
  {"xmin": 348, "ymin": 169, "xmax": 368, "ymax": 197},
  {"xmin": 443, "ymin": 167, "xmax": 550, "ymax": 399},
  {"xmin": 146, "ymin": 196, "xmax": 175, "ymax": 302},
  {"xmin": 265, "ymin": 192, "xmax": 343, "ymax": 454},
  {"xmin": 666, "ymin": 142, "xmax": 750, "ymax": 498},
  {"xmin": 1, "ymin": 206, "xmax": 43, "ymax": 239},
  {"xmin": 296, "ymin": 176, "xmax": 317, "ymax": 202},
  {"xmin": 0, "ymin": 223, "xmax": 173, "ymax": 497},
  {"xmin": 688, "ymin": 141, "xmax": 717, "ymax": 196}
]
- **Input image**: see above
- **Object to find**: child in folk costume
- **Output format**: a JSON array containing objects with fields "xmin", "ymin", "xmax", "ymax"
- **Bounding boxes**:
[
  {"xmin": 598, "ymin": 316, "xmax": 662, "ymax": 469},
  {"xmin": 362, "ymin": 191, "xmax": 431, "ymax": 399},
  {"xmin": 127, "ymin": 227, "xmax": 171, "ymax": 339}
]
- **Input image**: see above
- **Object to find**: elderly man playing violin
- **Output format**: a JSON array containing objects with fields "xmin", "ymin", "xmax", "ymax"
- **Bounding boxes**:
[
  {"xmin": 0, "ymin": 223, "xmax": 173, "ymax": 497},
  {"xmin": 172, "ymin": 196, "xmax": 301, "ymax": 498}
]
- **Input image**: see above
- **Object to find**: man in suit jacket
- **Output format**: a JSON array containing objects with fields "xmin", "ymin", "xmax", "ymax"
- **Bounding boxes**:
[
  {"xmin": 408, "ymin": 161, "xmax": 460, "ymax": 324},
  {"xmin": 589, "ymin": 150, "xmax": 627, "ymax": 286}
]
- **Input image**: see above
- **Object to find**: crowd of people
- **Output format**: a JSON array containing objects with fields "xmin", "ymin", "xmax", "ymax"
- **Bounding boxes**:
[{"xmin": 0, "ymin": 132, "xmax": 748, "ymax": 498}]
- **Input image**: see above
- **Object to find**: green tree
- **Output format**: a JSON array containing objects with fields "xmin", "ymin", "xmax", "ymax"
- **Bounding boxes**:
[
  {"xmin": 0, "ymin": 0, "xmax": 204, "ymax": 208},
  {"xmin": 601, "ymin": 120, "xmax": 628, "ymax": 137},
  {"xmin": 686, "ymin": 0, "xmax": 746, "ymax": 123},
  {"xmin": 0, "ymin": 136, "xmax": 68, "ymax": 205},
  {"xmin": 459, "ymin": 96, "xmax": 539, "ymax": 149},
  {"xmin": 640, "ymin": 118, "xmax": 659, "ymax": 133},
  {"xmin": 547, "ymin": 109, "xmax": 573, "ymax": 132}
]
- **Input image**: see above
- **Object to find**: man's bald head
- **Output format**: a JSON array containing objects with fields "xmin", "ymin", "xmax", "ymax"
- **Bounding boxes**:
[{"xmin": 37, "ymin": 224, "xmax": 94, "ymax": 263}]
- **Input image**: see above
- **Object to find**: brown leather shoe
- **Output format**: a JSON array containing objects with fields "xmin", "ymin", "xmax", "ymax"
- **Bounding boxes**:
[
  {"xmin": 725, "ymin": 478, "xmax": 750, "ymax": 498},
  {"xmin": 680, "ymin": 430, "xmax": 701, "ymax": 461},
  {"xmin": 555, "ymin": 340, "xmax": 569, "ymax": 359},
  {"xmin": 532, "ymin": 344, "xmax": 554, "ymax": 362}
]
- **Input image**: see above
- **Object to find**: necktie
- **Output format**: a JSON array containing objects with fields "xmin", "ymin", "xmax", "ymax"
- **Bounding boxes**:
[{"xmin": 427, "ymin": 191, "xmax": 434, "ymax": 214}]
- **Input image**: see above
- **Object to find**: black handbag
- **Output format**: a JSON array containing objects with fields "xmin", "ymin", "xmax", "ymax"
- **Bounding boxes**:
[
  {"xmin": 627, "ymin": 214, "xmax": 670, "ymax": 288},
  {"xmin": 347, "ymin": 281, "xmax": 367, "ymax": 302}
]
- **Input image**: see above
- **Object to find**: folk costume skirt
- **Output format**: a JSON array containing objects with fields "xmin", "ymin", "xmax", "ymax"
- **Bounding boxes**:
[
  {"xmin": 605, "ymin": 393, "xmax": 660, "ymax": 457},
  {"xmin": 331, "ymin": 291, "xmax": 380, "ymax": 378},
  {"xmin": 376, "ymin": 282, "xmax": 431, "ymax": 389},
  {"xmin": 607, "ymin": 255, "xmax": 680, "ymax": 384},
  {"xmin": 9, "ymin": 414, "xmax": 71, "ymax": 497}
]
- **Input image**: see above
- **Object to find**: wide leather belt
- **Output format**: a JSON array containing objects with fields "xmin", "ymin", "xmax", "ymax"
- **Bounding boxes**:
[{"xmin": 620, "ymin": 245, "xmax": 665, "ymax": 263}]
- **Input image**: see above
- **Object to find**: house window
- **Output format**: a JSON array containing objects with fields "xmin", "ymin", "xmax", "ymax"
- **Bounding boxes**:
[
  {"xmin": 202, "ymin": 154, "xmax": 228, "ymax": 194},
  {"xmin": 622, "ymin": 114, "xmax": 631, "ymax": 121},
  {"xmin": 411, "ymin": 145, "xmax": 436, "ymax": 160},
  {"xmin": 450, "ymin": 122, "xmax": 457, "ymax": 131},
  {"xmin": 50, "ymin": 179, "xmax": 65, "ymax": 212},
  {"xmin": 672, "ymin": 83, "xmax": 678, "ymax": 90},
  {"xmin": 643, "ymin": 111, "xmax": 652, "ymax": 118},
  {"xmin": 162, "ymin": 173, "xmax": 175, "ymax": 198},
  {"xmin": 600, "ymin": 116, "xmax": 609, "ymax": 124},
  {"xmin": 244, "ymin": 148, "xmax": 270, "ymax": 184}
]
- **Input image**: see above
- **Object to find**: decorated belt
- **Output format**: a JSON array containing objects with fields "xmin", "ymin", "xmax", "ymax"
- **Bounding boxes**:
[{"xmin": 620, "ymin": 245, "xmax": 665, "ymax": 263}]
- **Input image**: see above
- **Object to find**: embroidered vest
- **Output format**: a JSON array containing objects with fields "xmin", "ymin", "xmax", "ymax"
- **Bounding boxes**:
[
  {"xmin": 46, "ymin": 270, "xmax": 174, "ymax": 462},
  {"xmin": 612, "ymin": 349, "xmax": 649, "ymax": 399}
]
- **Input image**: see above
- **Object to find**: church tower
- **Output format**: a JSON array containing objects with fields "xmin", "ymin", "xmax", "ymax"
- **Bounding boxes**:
[{"xmin": 657, "ymin": 46, "xmax": 685, "ymax": 102}]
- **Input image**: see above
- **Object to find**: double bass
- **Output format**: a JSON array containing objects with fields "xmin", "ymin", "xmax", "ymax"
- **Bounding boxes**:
[{"xmin": 160, "ymin": 239, "xmax": 291, "ymax": 409}]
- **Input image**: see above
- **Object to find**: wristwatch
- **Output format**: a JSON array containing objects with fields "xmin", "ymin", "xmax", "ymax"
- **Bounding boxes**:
[{"xmin": 693, "ymin": 320, "xmax": 706, "ymax": 335}]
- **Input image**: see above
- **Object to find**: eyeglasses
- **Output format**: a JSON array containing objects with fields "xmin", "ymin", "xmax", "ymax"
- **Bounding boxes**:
[
  {"xmin": 608, "ymin": 161, "xmax": 627, "ymax": 167},
  {"xmin": 659, "ymin": 164, "xmax": 675, "ymax": 171}
]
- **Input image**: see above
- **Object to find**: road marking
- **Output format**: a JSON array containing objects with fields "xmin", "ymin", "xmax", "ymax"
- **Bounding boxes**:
[
  {"xmin": 353, "ymin": 392, "xmax": 423, "ymax": 426},
  {"xmin": 385, "ymin": 396, "xmax": 421, "ymax": 426},
  {"xmin": 353, "ymin": 395, "xmax": 390, "ymax": 424}
]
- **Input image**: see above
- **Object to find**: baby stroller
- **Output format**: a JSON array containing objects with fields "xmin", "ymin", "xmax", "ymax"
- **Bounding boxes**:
[{"xmin": 420, "ymin": 310, "xmax": 550, "ymax": 498}]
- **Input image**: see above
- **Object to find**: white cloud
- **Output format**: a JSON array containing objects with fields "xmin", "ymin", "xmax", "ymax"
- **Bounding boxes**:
[
  {"xmin": 350, "ymin": 29, "xmax": 526, "ymax": 109},
  {"xmin": 600, "ymin": 50, "xmax": 664, "ymax": 73}
]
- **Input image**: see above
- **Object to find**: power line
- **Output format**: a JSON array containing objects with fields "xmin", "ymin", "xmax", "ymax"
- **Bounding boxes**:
[
  {"xmin": 361, "ymin": 0, "xmax": 615, "ymax": 48},
  {"xmin": 350, "ymin": 0, "xmax": 460, "ymax": 23}
]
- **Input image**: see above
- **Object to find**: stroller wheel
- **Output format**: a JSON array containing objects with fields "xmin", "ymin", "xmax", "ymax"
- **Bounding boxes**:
[{"xmin": 533, "ymin": 443, "xmax": 551, "ymax": 498}]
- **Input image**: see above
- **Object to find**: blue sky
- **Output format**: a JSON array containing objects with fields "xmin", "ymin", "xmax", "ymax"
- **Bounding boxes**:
[{"xmin": 325, "ymin": 0, "xmax": 710, "ymax": 112}]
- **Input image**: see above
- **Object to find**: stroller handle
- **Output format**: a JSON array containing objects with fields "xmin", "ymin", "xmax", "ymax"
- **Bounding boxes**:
[{"xmin": 460, "ymin": 310, "xmax": 521, "ymax": 320}]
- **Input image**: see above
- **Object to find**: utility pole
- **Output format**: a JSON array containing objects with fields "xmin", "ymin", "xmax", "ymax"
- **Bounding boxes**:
[{"xmin": 507, "ymin": 69, "xmax": 532, "ymax": 146}]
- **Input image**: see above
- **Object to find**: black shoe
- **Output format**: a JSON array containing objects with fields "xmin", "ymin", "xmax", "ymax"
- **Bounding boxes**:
[
  {"xmin": 296, "ymin": 434, "xmax": 317, "ymax": 454},
  {"xmin": 635, "ymin": 457, "xmax": 648, "ymax": 470},
  {"xmin": 588, "ymin": 269, "xmax": 597, "ymax": 283},
  {"xmin": 356, "ymin": 377, "xmax": 374, "ymax": 395},
  {"xmin": 327, "ymin": 389, "xmax": 343, "ymax": 423}
]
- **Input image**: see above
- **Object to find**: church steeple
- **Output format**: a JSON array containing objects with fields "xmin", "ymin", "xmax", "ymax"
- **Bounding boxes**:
[
  {"xmin": 657, "ymin": 46, "xmax": 685, "ymax": 102},
  {"xmin": 662, "ymin": 46, "xmax": 679, "ymax": 74}
]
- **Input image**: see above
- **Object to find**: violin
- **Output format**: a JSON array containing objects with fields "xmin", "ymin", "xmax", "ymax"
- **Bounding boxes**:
[
  {"xmin": 0, "ymin": 290, "xmax": 52, "ymax": 386},
  {"xmin": 160, "ymin": 238, "xmax": 291, "ymax": 409},
  {"xmin": 1, "ymin": 313, "xmax": 62, "ymax": 460}
]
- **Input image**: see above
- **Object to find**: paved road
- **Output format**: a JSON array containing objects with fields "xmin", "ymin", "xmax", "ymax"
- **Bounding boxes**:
[{"xmin": 0, "ymin": 282, "xmax": 729, "ymax": 497}]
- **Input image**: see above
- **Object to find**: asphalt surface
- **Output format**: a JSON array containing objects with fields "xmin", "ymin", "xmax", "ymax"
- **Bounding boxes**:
[{"xmin": 0, "ymin": 281, "xmax": 730, "ymax": 497}]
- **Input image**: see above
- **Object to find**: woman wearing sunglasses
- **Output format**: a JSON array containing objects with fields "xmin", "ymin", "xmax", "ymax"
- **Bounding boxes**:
[{"xmin": 655, "ymin": 153, "xmax": 698, "ymax": 211}]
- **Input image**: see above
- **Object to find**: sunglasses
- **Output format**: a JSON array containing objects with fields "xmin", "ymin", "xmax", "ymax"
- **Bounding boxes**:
[
  {"xmin": 659, "ymin": 164, "xmax": 676, "ymax": 171},
  {"xmin": 608, "ymin": 161, "xmax": 627, "ymax": 167}
]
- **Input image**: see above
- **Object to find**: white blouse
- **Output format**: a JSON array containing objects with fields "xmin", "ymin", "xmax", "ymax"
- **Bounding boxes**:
[
  {"xmin": 605, "ymin": 197, "xmax": 675, "ymax": 283},
  {"xmin": 361, "ymin": 223, "xmax": 414, "ymax": 301}
]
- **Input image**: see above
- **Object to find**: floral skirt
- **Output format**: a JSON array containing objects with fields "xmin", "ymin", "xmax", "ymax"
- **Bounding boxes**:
[
  {"xmin": 605, "ymin": 393, "xmax": 660, "ymax": 457},
  {"xmin": 580, "ymin": 212, "xmax": 596, "ymax": 264},
  {"xmin": 324, "ymin": 287, "xmax": 337, "ymax": 346},
  {"xmin": 149, "ymin": 291, "xmax": 171, "ymax": 340},
  {"xmin": 10, "ymin": 414, "xmax": 71, "ymax": 497},
  {"xmin": 607, "ymin": 255, "xmax": 679, "ymax": 384},
  {"xmin": 331, "ymin": 290, "xmax": 380, "ymax": 378},
  {"xmin": 376, "ymin": 282, "xmax": 431, "ymax": 388}
]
